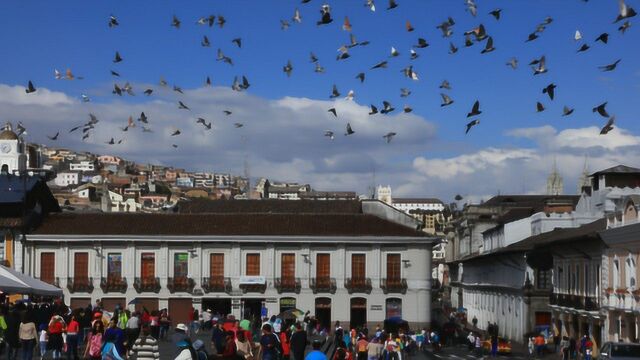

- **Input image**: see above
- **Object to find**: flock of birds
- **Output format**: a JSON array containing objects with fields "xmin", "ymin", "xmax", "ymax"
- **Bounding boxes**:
[{"xmin": 17, "ymin": 0, "xmax": 638, "ymax": 148}]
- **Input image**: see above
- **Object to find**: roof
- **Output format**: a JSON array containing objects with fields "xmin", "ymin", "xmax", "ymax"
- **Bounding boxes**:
[
  {"xmin": 599, "ymin": 222, "xmax": 640, "ymax": 246},
  {"xmin": 496, "ymin": 207, "xmax": 536, "ymax": 224},
  {"xmin": 0, "ymin": 130, "xmax": 18, "ymax": 140},
  {"xmin": 31, "ymin": 212, "xmax": 427, "ymax": 237},
  {"xmin": 177, "ymin": 198, "xmax": 363, "ymax": 214},
  {"xmin": 392, "ymin": 198, "xmax": 444, "ymax": 204},
  {"xmin": 480, "ymin": 195, "xmax": 580, "ymax": 211},
  {"xmin": 591, "ymin": 165, "xmax": 640, "ymax": 176},
  {"xmin": 507, "ymin": 218, "xmax": 606, "ymax": 252}
]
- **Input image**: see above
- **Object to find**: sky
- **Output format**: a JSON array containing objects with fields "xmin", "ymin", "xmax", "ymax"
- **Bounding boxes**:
[{"xmin": 0, "ymin": 0, "xmax": 639, "ymax": 202}]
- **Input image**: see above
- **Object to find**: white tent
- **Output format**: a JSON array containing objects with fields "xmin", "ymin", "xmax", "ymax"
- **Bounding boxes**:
[{"xmin": 0, "ymin": 265, "xmax": 63, "ymax": 296}]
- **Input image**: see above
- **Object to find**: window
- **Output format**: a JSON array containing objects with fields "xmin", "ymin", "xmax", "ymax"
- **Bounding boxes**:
[
  {"xmin": 387, "ymin": 254, "xmax": 401, "ymax": 281},
  {"xmin": 210, "ymin": 253, "xmax": 224, "ymax": 279},
  {"xmin": 584, "ymin": 264, "xmax": 590, "ymax": 295},
  {"xmin": 386, "ymin": 298, "xmax": 402, "ymax": 318},
  {"xmin": 351, "ymin": 254, "xmax": 366, "ymax": 282},
  {"xmin": 536, "ymin": 269, "xmax": 551, "ymax": 290},
  {"xmin": 246, "ymin": 254, "xmax": 260, "ymax": 276},
  {"xmin": 40, "ymin": 252, "xmax": 55, "ymax": 284},
  {"xmin": 174, "ymin": 253, "xmax": 188, "ymax": 279},
  {"xmin": 627, "ymin": 256, "xmax": 637, "ymax": 289},
  {"xmin": 613, "ymin": 257, "xmax": 620, "ymax": 288},
  {"xmin": 141, "ymin": 253, "xmax": 155, "ymax": 279},
  {"xmin": 74, "ymin": 252, "xmax": 89, "ymax": 284},
  {"xmin": 557, "ymin": 266, "xmax": 563, "ymax": 290},
  {"xmin": 316, "ymin": 254, "xmax": 330, "ymax": 279},
  {"xmin": 281, "ymin": 253, "xmax": 295, "ymax": 280},
  {"xmin": 107, "ymin": 253, "xmax": 122, "ymax": 279}
]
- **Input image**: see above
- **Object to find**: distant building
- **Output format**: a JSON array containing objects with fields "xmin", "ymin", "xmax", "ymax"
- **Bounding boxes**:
[
  {"xmin": 0, "ymin": 123, "xmax": 27, "ymax": 174},
  {"xmin": 546, "ymin": 161, "xmax": 564, "ymax": 196},
  {"xmin": 69, "ymin": 161, "xmax": 95, "ymax": 172},
  {"xmin": 376, "ymin": 186, "xmax": 446, "ymax": 235},
  {"xmin": 53, "ymin": 172, "xmax": 80, "ymax": 187}
]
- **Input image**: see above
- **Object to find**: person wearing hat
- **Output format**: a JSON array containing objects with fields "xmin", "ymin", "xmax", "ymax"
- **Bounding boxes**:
[
  {"xmin": 173, "ymin": 323, "xmax": 190, "ymax": 348},
  {"xmin": 193, "ymin": 339, "xmax": 209, "ymax": 360}
]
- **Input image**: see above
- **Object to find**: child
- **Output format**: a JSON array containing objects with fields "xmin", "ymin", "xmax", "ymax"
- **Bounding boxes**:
[{"xmin": 39, "ymin": 324, "xmax": 48, "ymax": 359}]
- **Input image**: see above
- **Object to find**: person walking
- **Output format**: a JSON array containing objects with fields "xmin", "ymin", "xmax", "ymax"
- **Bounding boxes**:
[
  {"xmin": 305, "ymin": 340, "xmax": 327, "ymax": 360},
  {"xmin": 490, "ymin": 335, "xmax": 498, "ymax": 358},
  {"xmin": 474, "ymin": 334, "xmax": 482, "ymax": 357},
  {"xmin": 356, "ymin": 335, "xmax": 368, "ymax": 360},
  {"xmin": 260, "ymin": 324, "xmax": 280, "ymax": 360},
  {"xmin": 527, "ymin": 337, "xmax": 535, "ymax": 358},
  {"xmin": 366, "ymin": 337, "xmax": 383, "ymax": 360},
  {"xmin": 104, "ymin": 318, "xmax": 126, "ymax": 358},
  {"xmin": 129, "ymin": 324, "xmax": 160, "ymax": 359},
  {"xmin": 290, "ymin": 323, "xmax": 307, "ymax": 360},
  {"xmin": 47, "ymin": 315, "xmax": 65, "ymax": 359},
  {"xmin": 467, "ymin": 332, "xmax": 475, "ymax": 352},
  {"xmin": 159, "ymin": 309, "xmax": 171, "ymax": 341},
  {"xmin": 19, "ymin": 314, "xmax": 37, "ymax": 360},
  {"xmin": 534, "ymin": 334, "xmax": 545, "ymax": 357},
  {"xmin": 65, "ymin": 314, "xmax": 81, "ymax": 360},
  {"xmin": 559, "ymin": 336, "xmax": 570, "ymax": 360},
  {"xmin": 38, "ymin": 324, "xmax": 48, "ymax": 359},
  {"xmin": 83, "ymin": 321, "xmax": 104, "ymax": 360},
  {"xmin": 126, "ymin": 312, "xmax": 141, "ymax": 352},
  {"xmin": 102, "ymin": 332, "xmax": 126, "ymax": 360},
  {"xmin": 236, "ymin": 329, "xmax": 254, "ymax": 360}
]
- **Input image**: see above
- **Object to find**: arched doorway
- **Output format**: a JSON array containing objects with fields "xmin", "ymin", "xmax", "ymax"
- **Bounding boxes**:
[
  {"xmin": 386, "ymin": 298, "xmax": 402, "ymax": 319},
  {"xmin": 315, "ymin": 297, "xmax": 331, "ymax": 330},
  {"xmin": 350, "ymin": 297, "xmax": 367, "ymax": 329}
]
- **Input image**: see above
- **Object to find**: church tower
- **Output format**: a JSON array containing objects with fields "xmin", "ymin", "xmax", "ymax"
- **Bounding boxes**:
[
  {"xmin": 546, "ymin": 160, "xmax": 563, "ymax": 195},
  {"xmin": 376, "ymin": 185, "xmax": 392, "ymax": 205},
  {"xmin": 577, "ymin": 157, "xmax": 591, "ymax": 194},
  {"xmin": 0, "ymin": 122, "xmax": 27, "ymax": 175}
]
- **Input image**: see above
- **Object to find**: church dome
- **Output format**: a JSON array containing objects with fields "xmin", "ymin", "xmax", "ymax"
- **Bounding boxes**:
[{"xmin": 0, "ymin": 129, "xmax": 18, "ymax": 140}]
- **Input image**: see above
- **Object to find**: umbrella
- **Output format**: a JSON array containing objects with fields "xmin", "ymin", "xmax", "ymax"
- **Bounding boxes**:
[
  {"xmin": 128, "ymin": 298, "xmax": 141, "ymax": 305},
  {"xmin": 279, "ymin": 308, "xmax": 305, "ymax": 319}
]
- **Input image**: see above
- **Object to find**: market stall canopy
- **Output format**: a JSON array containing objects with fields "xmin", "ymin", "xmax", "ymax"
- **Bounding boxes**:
[{"xmin": 0, "ymin": 265, "xmax": 63, "ymax": 296}]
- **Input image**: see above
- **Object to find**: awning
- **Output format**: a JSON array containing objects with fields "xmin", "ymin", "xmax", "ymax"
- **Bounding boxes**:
[{"xmin": 0, "ymin": 265, "xmax": 63, "ymax": 296}]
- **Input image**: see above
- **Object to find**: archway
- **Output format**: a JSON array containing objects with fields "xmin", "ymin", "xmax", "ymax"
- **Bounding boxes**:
[
  {"xmin": 350, "ymin": 297, "xmax": 367, "ymax": 329},
  {"xmin": 315, "ymin": 297, "xmax": 331, "ymax": 330}
]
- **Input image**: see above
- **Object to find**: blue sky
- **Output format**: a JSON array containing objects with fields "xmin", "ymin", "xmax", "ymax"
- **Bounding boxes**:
[{"xmin": 0, "ymin": 0, "xmax": 639, "ymax": 200}]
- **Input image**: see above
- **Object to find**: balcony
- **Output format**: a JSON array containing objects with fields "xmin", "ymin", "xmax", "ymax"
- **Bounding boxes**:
[
  {"xmin": 310, "ymin": 277, "xmax": 336, "ymax": 294},
  {"xmin": 100, "ymin": 277, "xmax": 128, "ymax": 293},
  {"xmin": 381, "ymin": 278, "xmax": 408, "ymax": 294},
  {"xmin": 202, "ymin": 277, "xmax": 232, "ymax": 293},
  {"xmin": 550, "ymin": 293, "xmax": 599, "ymax": 311},
  {"xmin": 275, "ymin": 277, "xmax": 301, "ymax": 294},
  {"xmin": 239, "ymin": 283, "xmax": 267, "ymax": 294},
  {"xmin": 345, "ymin": 277, "xmax": 372, "ymax": 294},
  {"xmin": 133, "ymin": 277, "xmax": 161, "ymax": 293},
  {"xmin": 67, "ymin": 277, "xmax": 94, "ymax": 293},
  {"xmin": 167, "ymin": 277, "xmax": 196, "ymax": 294}
]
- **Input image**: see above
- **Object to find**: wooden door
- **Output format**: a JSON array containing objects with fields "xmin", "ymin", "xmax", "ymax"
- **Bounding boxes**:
[
  {"xmin": 141, "ymin": 253, "xmax": 155, "ymax": 280},
  {"xmin": 246, "ymin": 254, "xmax": 260, "ymax": 276},
  {"xmin": 316, "ymin": 254, "xmax": 330, "ymax": 285},
  {"xmin": 40, "ymin": 252, "xmax": 55, "ymax": 284},
  {"xmin": 101, "ymin": 298, "xmax": 126, "ymax": 312},
  {"xmin": 169, "ymin": 298, "xmax": 193, "ymax": 326},
  {"xmin": 74, "ymin": 252, "xmax": 89, "ymax": 285},
  {"xmin": 281, "ymin": 253, "xmax": 295, "ymax": 282},
  {"xmin": 387, "ymin": 254, "xmax": 401, "ymax": 281},
  {"xmin": 351, "ymin": 254, "xmax": 365, "ymax": 283},
  {"xmin": 135, "ymin": 298, "xmax": 160, "ymax": 314},
  {"xmin": 210, "ymin": 253, "xmax": 224, "ymax": 279}
]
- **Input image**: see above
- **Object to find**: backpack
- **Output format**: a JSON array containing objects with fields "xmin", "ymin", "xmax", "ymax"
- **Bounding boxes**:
[{"xmin": 89, "ymin": 333, "xmax": 103, "ymax": 357}]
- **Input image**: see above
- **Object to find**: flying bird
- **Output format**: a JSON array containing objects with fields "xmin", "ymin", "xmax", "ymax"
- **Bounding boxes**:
[
  {"xmin": 577, "ymin": 44, "xmax": 590, "ymax": 53},
  {"xmin": 371, "ymin": 61, "xmax": 388, "ymax": 69},
  {"xmin": 465, "ymin": 119, "xmax": 480, "ymax": 134},
  {"xmin": 440, "ymin": 93, "xmax": 454, "ymax": 107},
  {"xmin": 414, "ymin": 38, "xmax": 429, "ymax": 48},
  {"xmin": 345, "ymin": 123, "xmax": 355, "ymax": 135},
  {"xmin": 599, "ymin": 59, "xmax": 621, "ymax": 71},
  {"xmin": 317, "ymin": 4, "xmax": 333, "ymax": 25},
  {"xmin": 217, "ymin": 49, "xmax": 233, "ymax": 65},
  {"xmin": 330, "ymin": 84, "xmax": 340, "ymax": 98},
  {"xmin": 448, "ymin": 43, "xmax": 458, "ymax": 55},
  {"xmin": 542, "ymin": 83, "xmax": 556, "ymax": 100},
  {"xmin": 410, "ymin": 49, "xmax": 420, "ymax": 59},
  {"xmin": 205, "ymin": 76, "xmax": 212, "ymax": 87},
  {"xmin": 600, "ymin": 116, "xmax": 615, "ymax": 135},
  {"xmin": 113, "ymin": 84, "xmax": 122, "ymax": 96},
  {"xmin": 81, "ymin": 94, "xmax": 90, "ymax": 102},
  {"xmin": 232, "ymin": 38, "xmax": 242, "ymax": 48},
  {"xmin": 383, "ymin": 132, "xmax": 397, "ymax": 143},
  {"xmin": 481, "ymin": 37, "xmax": 495, "ymax": 53},
  {"xmin": 201, "ymin": 35, "xmax": 211, "ymax": 47},
  {"xmin": 217, "ymin": 15, "xmax": 226, "ymax": 28},
  {"xmin": 506, "ymin": 58, "xmax": 518, "ymax": 69},
  {"xmin": 113, "ymin": 51, "xmax": 122, "ymax": 63},
  {"xmin": 25, "ymin": 81, "xmax": 36, "ymax": 93},
  {"xmin": 310, "ymin": 52, "xmax": 319, "ymax": 63},
  {"xmin": 355, "ymin": 73, "xmax": 365, "ymax": 83},
  {"xmin": 369, "ymin": 105, "xmax": 378, "ymax": 115},
  {"xmin": 144, "ymin": 89, "xmax": 153, "ymax": 96},
  {"xmin": 619, "ymin": 21, "xmax": 631, "ymax": 34},
  {"xmin": 595, "ymin": 33, "xmax": 609, "ymax": 44},
  {"xmin": 390, "ymin": 47, "xmax": 400, "ymax": 57},
  {"xmin": 106, "ymin": 138, "xmax": 115, "ymax": 145},
  {"xmin": 281, "ymin": 20, "xmax": 290, "ymax": 30},
  {"xmin": 615, "ymin": 0, "xmax": 637, "ymax": 23},
  {"xmin": 562, "ymin": 106, "xmax": 574, "ymax": 116},
  {"xmin": 314, "ymin": 63, "xmax": 325, "ymax": 73},
  {"xmin": 536, "ymin": 102, "xmax": 545, "ymax": 112},
  {"xmin": 324, "ymin": 131, "xmax": 335, "ymax": 140},
  {"xmin": 593, "ymin": 102, "xmax": 609, "ymax": 117},
  {"xmin": 387, "ymin": 0, "xmax": 398, "ymax": 10},
  {"xmin": 574, "ymin": 30, "xmax": 582, "ymax": 41},
  {"xmin": 293, "ymin": 8, "xmax": 302, "ymax": 23},
  {"xmin": 178, "ymin": 101, "xmax": 190, "ymax": 110},
  {"xmin": 108, "ymin": 14, "xmax": 119, "ymax": 28},
  {"xmin": 366, "ymin": 0, "xmax": 376, "ymax": 12},
  {"xmin": 110, "ymin": 70, "xmax": 120, "ymax": 77},
  {"xmin": 171, "ymin": 129, "xmax": 181, "ymax": 136},
  {"xmin": 489, "ymin": 9, "xmax": 502, "ymax": 20},
  {"xmin": 400, "ymin": 88, "xmax": 411, "ymax": 97},
  {"xmin": 328, "ymin": 108, "xmax": 337, "ymax": 117},
  {"xmin": 343, "ymin": 17, "xmax": 352, "ymax": 31},
  {"xmin": 47, "ymin": 132, "xmax": 59, "ymax": 141},
  {"xmin": 234, "ymin": 123, "xmax": 244, "ymax": 128},
  {"xmin": 138, "ymin": 112, "xmax": 148, "ymax": 123},
  {"xmin": 403, "ymin": 105, "xmax": 412, "ymax": 113},
  {"xmin": 465, "ymin": 24, "xmax": 487, "ymax": 41},
  {"xmin": 380, "ymin": 101, "xmax": 395, "ymax": 114},
  {"xmin": 467, "ymin": 101, "xmax": 481, "ymax": 117},
  {"xmin": 171, "ymin": 15, "xmax": 181, "ymax": 28},
  {"xmin": 223, "ymin": 110, "xmax": 232, "ymax": 116},
  {"xmin": 406, "ymin": 21, "xmax": 414, "ymax": 32},
  {"xmin": 283, "ymin": 60, "xmax": 293, "ymax": 77},
  {"xmin": 345, "ymin": 90, "xmax": 355, "ymax": 101},
  {"xmin": 532, "ymin": 56, "xmax": 548, "ymax": 75}
]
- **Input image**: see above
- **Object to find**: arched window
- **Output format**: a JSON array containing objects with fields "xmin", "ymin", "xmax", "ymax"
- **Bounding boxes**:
[
  {"xmin": 386, "ymin": 298, "xmax": 402, "ymax": 319},
  {"xmin": 626, "ymin": 255, "xmax": 636, "ymax": 289},
  {"xmin": 613, "ymin": 256, "xmax": 620, "ymax": 289},
  {"xmin": 624, "ymin": 201, "xmax": 638, "ymax": 224}
]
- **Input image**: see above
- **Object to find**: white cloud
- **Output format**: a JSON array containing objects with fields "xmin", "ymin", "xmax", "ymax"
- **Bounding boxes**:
[
  {"xmin": 0, "ymin": 84, "xmax": 74, "ymax": 106},
  {"xmin": 506, "ymin": 125, "xmax": 640, "ymax": 150}
]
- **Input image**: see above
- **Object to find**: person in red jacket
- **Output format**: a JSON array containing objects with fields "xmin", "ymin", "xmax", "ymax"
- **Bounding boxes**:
[{"xmin": 280, "ymin": 329, "xmax": 291, "ymax": 360}]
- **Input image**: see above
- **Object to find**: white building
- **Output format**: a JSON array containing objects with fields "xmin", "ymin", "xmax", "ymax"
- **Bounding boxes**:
[
  {"xmin": 23, "ymin": 201, "xmax": 438, "ymax": 329},
  {"xmin": 0, "ymin": 123, "xmax": 27, "ymax": 174},
  {"xmin": 53, "ymin": 172, "xmax": 80, "ymax": 187},
  {"xmin": 69, "ymin": 161, "xmax": 95, "ymax": 171}
]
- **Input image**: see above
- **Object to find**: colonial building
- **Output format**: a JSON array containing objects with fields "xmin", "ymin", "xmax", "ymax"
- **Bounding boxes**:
[{"xmin": 23, "ymin": 200, "xmax": 438, "ymax": 329}]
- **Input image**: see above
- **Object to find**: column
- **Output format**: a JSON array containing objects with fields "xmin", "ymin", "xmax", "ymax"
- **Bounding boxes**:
[
  {"xmin": 193, "ymin": 242, "xmax": 202, "ymax": 289},
  {"xmin": 160, "ymin": 242, "xmax": 169, "ymax": 287}
]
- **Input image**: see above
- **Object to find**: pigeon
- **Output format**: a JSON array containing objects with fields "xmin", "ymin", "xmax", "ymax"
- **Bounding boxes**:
[
  {"xmin": 113, "ymin": 51, "xmax": 123, "ymax": 63},
  {"xmin": 201, "ymin": 35, "xmax": 211, "ymax": 47},
  {"xmin": 144, "ymin": 89, "xmax": 153, "ymax": 96},
  {"xmin": 365, "ymin": 0, "xmax": 376, "ymax": 11},
  {"xmin": 615, "ymin": 0, "xmax": 637, "ymax": 23},
  {"xmin": 387, "ymin": 0, "xmax": 398, "ymax": 10},
  {"xmin": 345, "ymin": 90, "xmax": 355, "ymax": 101},
  {"xmin": 123, "ymin": 82, "xmax": 134, "ymax": 96},
  {"xmin": 106, "ymin": 138, "xmax": 115, "ymax": 145},
  {"xmin": 47, "ymin": 132, "xmax": 59, "ymax": 141},
  {"xmin": 465, "ymin": 24, "xmax": 487, "ymax": 41},
  {"xmin": 400, "ymin": 88, "xmax": 411, "ymax": 97},
  {"xmin": 113, "ymin": 84, "xmax": 122, "ymax": 96},
  {"xmin": 532, "ymin": 56, "xmax": 548, "ymax": 75},
  {"xmin": 283, "ymin": 60, "xmax": 293, "ymax": 77},
  {"xmin": 356, "ymin": 73, "xmax": 365, "ymax": 83},
  {"xmin": 466, "ymin": 0, "xmax": 477, "ymax": 17},
  {"xmin": 448, "ymin": 43, "xmax": 458, "ymax": 55},
  {"xmin": 138, "ymin": 112, "xmax": 149, "ymax": 123},
  {"xmin": 440, "ymin": 93, "xmax": 454, "ymax": 107},
  {"xmin": 380, "ymin": 101, "xmax": 395, "ymax": 114},
  {"xmin": 369, "ymin": 105, "xmax": 378, "ymax": 115},
  {"xmin": 343, "ymin": 17, "xmax": 352, "ymax": 31},
  {"xmin": 317, "ymin": 4, "xmax": 333, "ymax": 25},
  {"xmin": 160, "ymin": 77, "xmax": 168, "ymax": 87},
  {"xmin": 196, "ymin": 16, "xmax": 208, "ymax": 26},
  {"xmin": 81, "ymin": 94, "xmax": 90, "ymax": 102},
  {"xmin": 411, "ymin": 49, "xmax": 420, "ymax": 59},
  {"xmin": 310, "ymin": 52, "xmax": 319, "ymax": 63},
  {"xmin": 200, "ymin": 120, "xmax": 212, "ymax": 130},
  {"xmin": 330, "ymin": 84, "xmax": 340, "ymax": 98},
  {"xmin": 328, "ymin": 108, "xmax": 337, "ymax": 117},
  {"xmin": 600, "ymin": 116, "xmax": 615, "ymax": 135},
  {"xmin": 54, "ymin": 69, "xmax": 62, "ymax": 80},
  {"xmin": 489, "ymin": 9, "xmax": 502, "ymax": 20},
  {"xmin": 171, "ymin": 15, "xmax": 181, "ymax": 28},
  {"xmin": 281, "ymin": 20, "xmax": 290, "ymax": 30},
  {"xmin": 110, "ymin": 70, "xmax": 120, "ymax": 77},
  {"xmin": 536, "ymin": 102, "xmax": 545, "ymax": 112},
  {"xmin": 465, "ymin": 35, "xmax": 474, "ymax": 47},
  {"xmin": 65, "ymin": 69, "xmax": 75, "ymax": 80},
  {"xmin": 526, "ymin": 32, "xmax": 539, "ymax": 42},
  {"xmin": 595, "ymin": 33, "xmax": 609, "ymax": 44},
  {"xmin": 314, "ymin": 63, "xmax": 325, "ymax": 73},
  {"xmin": 403, "ymin": 105, "xmax": 413, "ymax": 113},
  {"xmin": 506, "ymin": 58, "xmax": 518, "ymax": 69},
  {"xmin": 196, "ymin": 118, "xmax": 208, "ymax": 125},
  {"xmin": 336, "ymin": 46, "xmax": 351, "ymax": 61},
  {"xmin": 205, "ymin": 76, "xmax": 212, "ymax": 87},
  {"xmin": 414, "ymin": 38, "xmax": 429, "ymax": 48},
  {"xmin": 345, "ymin": 123, "xmax": 355, "ymax": 135},
  {"xmin": 324, "ymin": 130, "xmax": 335, "ymax": 140},
  {"xmin": 599, "ymin": 59, "xmax": 621, "ymax": 71},
  {"xmin": 293, "ymin": 8, "xmax": 302, "ymax": 23},
  {"xmin": 577, "ymin": 44, "xmax": 590, "ymax": 53},
  {"xmin": 223, "ymin": 110, "xmax": 232, "ymax": 116},
  {"xmin": 390, "ymin": 47, "xmax": 400, "ymax": 57},
  {"xmin": 88, "ymin": 113, "xmax": 99, "ymax": 125},
  {"xmin": 172, "ymin": 144, "xmax": 178, "ymax": 148},
  {"xmin": 562, "ymin": 106, "xmax": 574, "ymax": 116},
  {"xmin": 232, "ymin": 38, "xmax": 242, "ymax": 48},
  {"xmin": 406, "ymin": 21, "xmax": 414, "ymax": 32},
  {"xmin": 593, "ymin": 102, "xmax": 609, "ymax": 117},
  {"xmin": 383, "ymin": 132, "xmax": 397, "ymax": 143},
  {"xmin": 481, "ymin": 37, "xmax": 495, "ymax": 54},
  {"xmin": 542, "ymin": 83, "xmax": 556, "ymax": 100},
  {"xmin": 402, "ymin": 65, "xmax": 419, "ymax": 80},
  {"xmin": 455, "ymin": 194, "xmax": 464, "ymax": 201},
  {"xmin": 217, "ymin": 49, "xmax": 233, "ymax": 65},
  {"xmin": 120, "ymin": 125, "xmax": 129, "ymax": 132},
  {"xmin": 234, "ymin": 123, "xmax": 244, "ymax": 128},
  {"xmin": 171, "ymin": 129, "xmax": 181, "ymax": 136},
  {"xmin": 178, "ymin": 101, "xmax": 190, "ymax": 110},
  {"xmin": 371, "ymin": 61, "xmax": 388, "ymax": 69},
  {"xmin": 217, "ymin": 15, "xmax": 227, "ymax": 28},
  {"xmin": 465, "ymin": 119, "xmax": 480, "ymax": 134},
  {"xmin": 436, "ymin": 17, "xmax": 455, "ymax": 38},
  {"xmin": 619, "ymin": 21, "xmax": 631, "ymax": 34},
  {"xmin": 108, "ymin": 14, "xmax": 119, "ymax": 28},
  {"xmin": 574, "ymin": 30, "xmax": 582, "ymax": 41},
  {"xmin": 16, "ymin": 122, "xmax": 26, "ymax": 136},
  {"xmin": 467, "ymin": 100, "xmax": 481, "ymax": 117}
]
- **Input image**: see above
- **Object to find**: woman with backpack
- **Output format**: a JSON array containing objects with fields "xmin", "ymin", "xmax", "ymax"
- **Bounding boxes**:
[
  {"xmin": 84, "ymin": 320, "xmax": 104, "ymax": 360},
  {"xmin": 101, "ymin": 331, "xmax": 125, "ymax": 360},
  {"xmin": 47, "ymin": 315, "xmax": 65, "ymax": 359}
]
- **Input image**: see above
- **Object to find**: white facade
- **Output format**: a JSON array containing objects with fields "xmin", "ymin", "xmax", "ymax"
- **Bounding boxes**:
[
  {"xmin": 53, "ymin": 172, "xmax": 80, "ymax": 187},
  {"xmin": 69, "ymin": 161, "xmax": 95, "ymax": 171},
  {"xmin": 0, "ymin": 127, "xmax": 27, "ymax": 174}
]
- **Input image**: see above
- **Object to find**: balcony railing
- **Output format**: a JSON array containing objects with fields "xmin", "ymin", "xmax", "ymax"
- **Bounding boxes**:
[
  {"xmin": 100, "ymin": 277, "xmax": 128, "ymax": 293},
  {"xmin": 310, "ymin": 277, "xmax": 336, "ymax": 294},
  {"xmin": 133, "ymin": 277, "xmax": 161, "ymax": 293},
  {"xmin": 275, "ymin": 277, "xmax": 301, "ymax": 294},
  {"xmin": 239, "ymin": 282, "xmax": 267, "ymax": 294},
  {"xmin": 345, "ymin": 277, "xmax": 372, "ymax": 294},
  {"xmin": 550, "ymin": 293, "xmax": 599, "ymax": 311},
  {"xmin": 167, "ymin": 277, "xmax": 196, "ymax": 294},
  {"xmin": 381, "ymin": 278, "xmax": 408, "ymax": 294},
  {"xmin": 67, "ymin": 277, "xmax": 94, "ymax": 293},
  {"xmin": 201, "ymin": 277, "xmax": 232, "ymax": 293}
]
